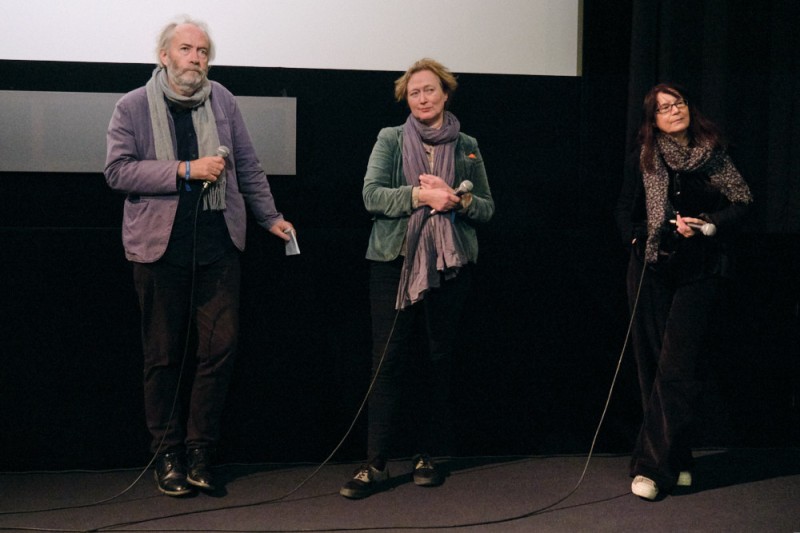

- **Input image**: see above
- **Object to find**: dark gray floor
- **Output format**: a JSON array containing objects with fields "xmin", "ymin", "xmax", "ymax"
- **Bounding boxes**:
[{"xmin": 1, "ymin": 449, "xmax": 798, "ymax": 532}]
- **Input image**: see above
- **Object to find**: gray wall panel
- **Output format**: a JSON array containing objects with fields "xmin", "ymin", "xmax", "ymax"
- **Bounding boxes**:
[{"xmin": 0, "ymin": 90, "xmax": 296, "ymax": 175}]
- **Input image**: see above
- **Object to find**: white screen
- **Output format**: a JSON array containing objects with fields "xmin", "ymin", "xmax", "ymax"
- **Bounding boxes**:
[{"xmin": 0, "ymin": 0, "xmax": 582, "ymax": 76}]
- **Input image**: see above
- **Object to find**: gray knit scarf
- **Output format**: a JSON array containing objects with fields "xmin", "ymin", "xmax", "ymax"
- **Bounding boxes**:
[
  {"xmin": 395, "ymin": 111, "xmax": 468, "ymax": 310},
  {"xmin": 145, "ymin": 67, "xmax": 226, "ymax": 210},
  {"xmin": 641, "ymin": 133, "xmax": 753, "ymax": 263}
]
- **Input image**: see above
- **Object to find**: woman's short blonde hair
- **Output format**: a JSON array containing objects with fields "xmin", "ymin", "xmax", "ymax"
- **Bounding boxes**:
[{"xmin": 393, "ymin": 58, "xmax": 458, "ymax": 102}]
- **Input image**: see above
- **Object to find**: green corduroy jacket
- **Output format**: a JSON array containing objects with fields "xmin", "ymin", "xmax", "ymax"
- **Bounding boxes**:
[{"xmin": 363, "ymin": 125, "xmax": 495, "ymax": 262}]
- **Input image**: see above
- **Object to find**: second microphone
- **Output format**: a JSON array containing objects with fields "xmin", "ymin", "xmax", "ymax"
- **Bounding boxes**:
[{"xmin": 430, "ymin": 180, "xmax": 473, "ymax": 215}]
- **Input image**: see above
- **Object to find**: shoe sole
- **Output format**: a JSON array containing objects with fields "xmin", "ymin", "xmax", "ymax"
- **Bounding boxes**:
[
  {"xmin": 413, "ymin": 477, "xmax": 444, "ymax": 487},
  {"xmin": 187, "ymin": 476, "xmax": 215, "ymax": 491},
  {"xmin": 158, "ymin": 486, "xmax": 194, "ymax": 496},
  {"xmin": 340, "ymin": 479, "xmax": 388, "ymax": 499},
  {"xmin": 339, "ymin": 487, "xmax": 371, "ymax": 499}
]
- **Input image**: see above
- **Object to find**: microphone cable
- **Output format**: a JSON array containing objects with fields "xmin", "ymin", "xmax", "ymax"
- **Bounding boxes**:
[
  {"xmin": 0, "ymin": 196, "xmax": 409, "ymax": 532},
  {"xmin": 72, "ymin": 202, "xmax": 433, "ymax": 531},
  {"xmin": 54, "ymin": 311, "xmax": 404, "ymax": 533},
  {"xmin": 0, "ymin": 208, "xmax": 648, "ymax": 532},
  {"xmin": 68, "ymin": 253, "xmax": 651, "ymax": 533},
  {"xmin": 410, "ymin": 257, "xmax": 649, "ymax": 530},
  {"xmin": 0, "ymin": 183, "xmax": 209, "ymax": 520}
]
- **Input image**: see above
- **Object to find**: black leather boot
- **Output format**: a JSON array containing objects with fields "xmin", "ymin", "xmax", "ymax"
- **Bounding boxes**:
[
  {"xmin": 154, "ymin": 451, "xmax": 193, "ymax": 496},
  {"xmin": 187, "ymin": 447, "xmax": 215, "ymax": 490}
]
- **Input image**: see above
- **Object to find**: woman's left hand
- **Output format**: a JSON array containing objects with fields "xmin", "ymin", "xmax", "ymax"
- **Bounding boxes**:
[
  {"xmin": 419, "ymin": 173, "xmax": 461, "ymax": 212},
  {"xmin": 419, "ymin": 173, "xmax": 450, "ymax": 191}
]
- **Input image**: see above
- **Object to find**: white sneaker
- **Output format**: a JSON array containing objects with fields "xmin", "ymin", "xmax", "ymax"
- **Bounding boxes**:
[
  {"xmin": 677, "ymin": 470, "xmax": 692, "ymax": 487},
  {"xmin": 631, "ymin": 475, "xmax": 658, "ymax": 500}
]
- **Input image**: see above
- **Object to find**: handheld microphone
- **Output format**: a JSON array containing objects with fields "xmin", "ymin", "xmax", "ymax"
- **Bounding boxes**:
[
  {"xmin": 430, "ymin": 180, "xmax": 473, "ymax": 215},
  {"xmin": 687, "ymin": 222, "xmax": 717, "ymax": 236},
  {"xmin": 670, "ymin": 219, "xmax": 717, "ymax": 236},
  {"xmin": 203, "ymin": 146, "xmax": 230, "ymax": 190}
]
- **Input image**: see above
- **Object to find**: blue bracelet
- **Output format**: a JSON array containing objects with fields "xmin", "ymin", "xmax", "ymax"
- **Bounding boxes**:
[{"xmin": 184, "ymin": 160, "xmax": 191, "ymax": 191}]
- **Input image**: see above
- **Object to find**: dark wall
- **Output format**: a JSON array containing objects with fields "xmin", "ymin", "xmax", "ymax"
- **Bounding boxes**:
[
  {"xmin": 0, "ymin": 61, "xmax": 591, "ymax": 470},
  {"xmin": 1, "ymin": 3, "xmax": 798, "ymax": 471}
]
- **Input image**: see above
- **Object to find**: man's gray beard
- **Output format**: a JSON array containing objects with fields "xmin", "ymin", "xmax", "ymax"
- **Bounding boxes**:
[{"xmin": 171, "ymin": 70, "xmax": 206, "ymax": 95}]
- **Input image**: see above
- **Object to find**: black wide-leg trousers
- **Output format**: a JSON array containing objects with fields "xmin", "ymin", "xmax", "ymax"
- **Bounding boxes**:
[{"xmin": 626, "ymin": 251, "xmax": 720, "ymax": 490}]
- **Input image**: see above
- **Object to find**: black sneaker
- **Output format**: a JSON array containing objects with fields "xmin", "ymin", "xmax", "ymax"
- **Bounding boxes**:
[
  {"xmin": 154, "ymin": 451, "xmax": 193, "ymax": 496},
  {"xmin": 339, "ymin": 464, "xmax": 389, "ymax": 499},
  {"xmin": 412, "ymin": 454, "xmax": 444, "ymax": 487}
]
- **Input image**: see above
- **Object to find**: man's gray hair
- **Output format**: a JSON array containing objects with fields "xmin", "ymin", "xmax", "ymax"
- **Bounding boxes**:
[{"xmin": 155, "ymin": 15, "xmax": 215, "ymax": 66}]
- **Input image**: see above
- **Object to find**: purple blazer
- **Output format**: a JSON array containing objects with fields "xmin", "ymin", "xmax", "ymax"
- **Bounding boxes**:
[{"xmin": 104, "ymin": 81, "xmax": 283, "ymax": 263}]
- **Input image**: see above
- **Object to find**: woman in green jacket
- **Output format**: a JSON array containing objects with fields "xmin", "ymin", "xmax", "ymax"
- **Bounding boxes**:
[{"xmin": 340, "ymin": 58, "xmax": 494, "ymax": 500}]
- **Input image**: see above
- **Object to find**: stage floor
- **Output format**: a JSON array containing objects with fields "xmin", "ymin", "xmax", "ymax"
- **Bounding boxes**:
[{"xmin": 1, "ymin": 449, "xmax": 798, "ymax": 532}]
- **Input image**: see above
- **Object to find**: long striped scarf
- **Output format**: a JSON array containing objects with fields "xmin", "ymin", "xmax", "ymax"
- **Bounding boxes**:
[{"xmin": 395, "ymin": 112, "xmax": 468, "ymax": 309}]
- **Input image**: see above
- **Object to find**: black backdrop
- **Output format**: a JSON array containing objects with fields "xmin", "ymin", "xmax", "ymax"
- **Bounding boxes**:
[{"xmin": 1, "ymin": 1, "xmax": 798, "ymax": 471}]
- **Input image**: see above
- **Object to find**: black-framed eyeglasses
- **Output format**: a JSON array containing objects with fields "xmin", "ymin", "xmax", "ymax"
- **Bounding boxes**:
[{"xmin": 655, "ymin": 99, "xmax": 688, "ymax": 115}]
